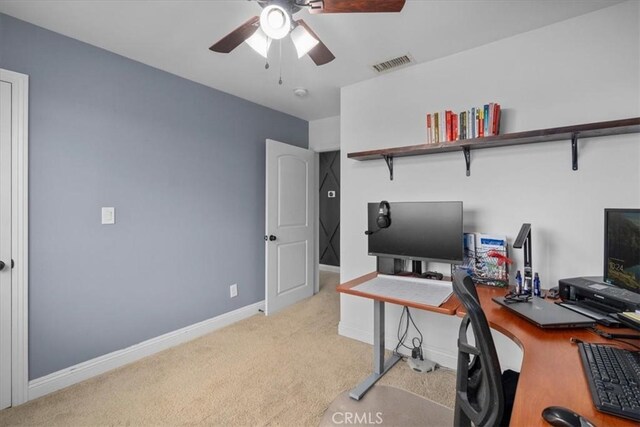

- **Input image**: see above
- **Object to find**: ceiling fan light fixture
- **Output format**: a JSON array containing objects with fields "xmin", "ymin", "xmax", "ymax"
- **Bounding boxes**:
[
  {"xmin": 260, "ymin": 5, "xmax": 291, "ymax": 40},
  {"xmin": 291, "ymin": 24, "xmax": 319, "ymax": 58},
  {"xmin": 245, "ymin": 27, "xmax": 272, "ymax": 58}
]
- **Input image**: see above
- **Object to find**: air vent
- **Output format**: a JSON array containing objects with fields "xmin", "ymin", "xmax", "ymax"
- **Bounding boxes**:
[{"xmin": 371, "ymin": 54, "xmax": 413, "ymax": 73}]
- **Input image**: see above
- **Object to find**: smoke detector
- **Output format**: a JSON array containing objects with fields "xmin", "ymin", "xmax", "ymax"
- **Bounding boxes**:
[{"xmin": 293, "ymin": 87, "xmax": 308, "ymax": 97}]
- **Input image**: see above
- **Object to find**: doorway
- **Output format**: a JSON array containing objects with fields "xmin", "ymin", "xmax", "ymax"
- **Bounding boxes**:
[{"xmin": 318, "ymin": 151, "xmax": 340, "ymax": 269}]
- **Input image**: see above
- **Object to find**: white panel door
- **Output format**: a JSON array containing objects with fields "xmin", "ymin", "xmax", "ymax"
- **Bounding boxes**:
[
  {"xmin": 0, "ymin": 79, "xmax": 12, "ymax": 410},
  {"xmin": 265, "ymin": 139, "xmax": 314, "ymax": 315}
]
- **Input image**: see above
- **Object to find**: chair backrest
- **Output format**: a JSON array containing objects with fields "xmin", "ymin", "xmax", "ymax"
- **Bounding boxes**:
[{"xmin": 452, "ymin": 270, "xmax": 504, "ymax": 427}]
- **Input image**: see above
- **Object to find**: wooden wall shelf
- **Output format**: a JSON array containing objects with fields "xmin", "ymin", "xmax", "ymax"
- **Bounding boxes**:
[{"xmin": 347, "ymin": 117, "xmax": 640, "ymax": 179}]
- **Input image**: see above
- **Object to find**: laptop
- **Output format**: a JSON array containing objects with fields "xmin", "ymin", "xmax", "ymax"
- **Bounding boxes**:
[{"xmin": 492, "ymin": 296, "xmax": 596, "ymax": 329}]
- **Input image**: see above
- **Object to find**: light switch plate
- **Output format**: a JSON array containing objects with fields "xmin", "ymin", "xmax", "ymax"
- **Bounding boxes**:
[{"xmin": 101, "ymin": 207, "xmax": 115, "ymax": 225}]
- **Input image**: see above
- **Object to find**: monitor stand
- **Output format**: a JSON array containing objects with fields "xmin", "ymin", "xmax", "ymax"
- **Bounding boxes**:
[
  {"xmin": 377, "ymin": 257, "xmax": 403, "ymax": 275},
  {"xmin": 412, "ymin": 260, "xmax": 422, "ymax": 275}
]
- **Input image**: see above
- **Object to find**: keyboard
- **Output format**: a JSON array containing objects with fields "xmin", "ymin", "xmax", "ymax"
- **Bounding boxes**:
[{"xmin": 578, "ymin": 343, "xmax": 640, "ymax": 422}]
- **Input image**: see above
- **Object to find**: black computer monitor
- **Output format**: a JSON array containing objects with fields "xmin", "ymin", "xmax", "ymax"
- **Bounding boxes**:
[
  {"xmin": 367, "ymin": 201, "xmax": 463, "ymax": 264},
  {"xmin": 604, "ymin": 208, "xmax": 640, "ymax": 294}
]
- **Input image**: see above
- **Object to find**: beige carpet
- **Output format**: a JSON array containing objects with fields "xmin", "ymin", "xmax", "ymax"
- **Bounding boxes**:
[
  {"xmin": 320, "ymin": 385, "xmax": 454, "ymax": 427},
  {"xmin": 0, "ymin": 271, "xmax": 456, "ymax": 426}
]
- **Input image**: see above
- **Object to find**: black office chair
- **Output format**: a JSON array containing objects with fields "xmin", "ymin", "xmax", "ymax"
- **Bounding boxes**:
[{"xmin": 452, "ymin": 271, "xmax": 505, "ymax": 427}]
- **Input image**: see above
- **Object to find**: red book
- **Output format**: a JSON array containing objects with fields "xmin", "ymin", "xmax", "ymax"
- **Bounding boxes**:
[
  {"xmin": 426, "ymin": 113, "xmax": 432, "ymax": 143},
  {"xmin": 492, "ymin": 104, "xmax": 501, "ymax": 135},
  {"xmin": 446, "ymin": 111, "xmax": 452, "ymax": 142},
  {"xmin": 452, "ymin": 113, "xmax": 458, "ymax": 141},
  {"xmin": 478, "ymin": 108, "xmax": 484, "ymax": 138},
  {"xmin": 487, "ymin": 102, "xmax": 495, "ymax": 135}
]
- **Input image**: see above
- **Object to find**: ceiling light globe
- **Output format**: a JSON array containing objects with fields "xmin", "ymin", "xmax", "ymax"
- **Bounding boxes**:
[
  {"xmin": 260, "ymin": 5, "xmax": 291, "ymax": 40},
  {"xmin": 267, "ymin": 9, "xmax": 285, "ymax": 29}
]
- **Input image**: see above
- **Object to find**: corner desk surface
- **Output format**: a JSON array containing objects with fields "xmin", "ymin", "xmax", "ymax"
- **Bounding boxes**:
[{"xmin": 337, "ymin": 272, "xmax": 639, "ymax": 427}]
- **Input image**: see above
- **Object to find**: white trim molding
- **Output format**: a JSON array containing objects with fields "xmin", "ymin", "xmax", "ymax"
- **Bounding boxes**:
[
  {"xmin": 0, "ymin": 68, "xmax": 29, "ymax": 406},
  {"xmin": 28, "ymin": 300, "xmax": 264, "ymax": 401}
]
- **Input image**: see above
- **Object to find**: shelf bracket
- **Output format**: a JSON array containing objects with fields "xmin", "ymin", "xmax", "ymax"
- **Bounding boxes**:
[
  {"xmin": 571, "ymin": 133, "xmax": 579, "ymax": 171},
  {"xmin": 383, "ymin": 155, "xmax": 393, "ymax": 180},
  {"xmin": 463, "ymin": 147, "xmax": 471, "ymax": 177}
]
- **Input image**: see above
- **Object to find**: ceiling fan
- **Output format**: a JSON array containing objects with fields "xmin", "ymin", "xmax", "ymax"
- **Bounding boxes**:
[{"xmin": 209, "ymin": 0, "xmax": 406, "ymax": 66}]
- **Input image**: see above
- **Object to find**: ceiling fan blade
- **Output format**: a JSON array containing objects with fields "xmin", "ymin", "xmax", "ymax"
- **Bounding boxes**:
[
  {"xmin": 308, "ymin": 0, "xmax": 405, "ymax": 14},
  {"xmin": 209, "ymin": 16, "xmax": 260, "ymax": 53},
  {"xmin": 296, "ymin": 20, "xmax": 335, "ymax": 66}
]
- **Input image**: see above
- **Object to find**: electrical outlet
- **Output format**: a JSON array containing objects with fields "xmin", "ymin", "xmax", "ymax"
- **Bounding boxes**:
[
  {"xmin": 230, "ymin": 283, "xmax": 238, "ymax": 298},
  {"xmin": 101, "ymin": 207, "xmax": 115, "ymax": 225}
]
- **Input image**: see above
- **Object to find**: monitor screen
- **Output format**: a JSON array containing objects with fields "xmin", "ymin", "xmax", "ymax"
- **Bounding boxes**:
[
  {"xmin": 367, "ymin": 201, "xmax": 463, "ymax": 264},
  {"xmin": 604, "ymin": 208, "xmax": 640, "ymax": 294}
]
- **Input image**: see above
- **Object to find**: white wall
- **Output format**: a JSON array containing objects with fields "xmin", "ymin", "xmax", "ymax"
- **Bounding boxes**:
[
  {"xmin": 339, "ymin": 1, "xmax": 640, "ymax": 369},
  {"xmin": 309, "ymin": 115, "xmax": 340, "ymax": 152}
]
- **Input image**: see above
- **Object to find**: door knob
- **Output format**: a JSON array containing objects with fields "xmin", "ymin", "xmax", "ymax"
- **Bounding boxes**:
[
  {"xmin": 0, "ymin": 261, "xmax": 5, "ymax": 271},
  {"xmin": 265, "ymin": 235, "xmax": 276, "ymax": 241}
]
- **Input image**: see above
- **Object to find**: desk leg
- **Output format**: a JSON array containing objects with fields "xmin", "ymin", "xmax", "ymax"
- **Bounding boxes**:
[{"xmin": 349, "ymin": 300, "xmax": 402, "ymax": 400}]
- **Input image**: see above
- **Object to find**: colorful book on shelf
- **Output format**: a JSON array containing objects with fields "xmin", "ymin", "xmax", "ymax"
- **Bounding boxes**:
[
  {"xmin": 493, "ymin": 103, "xmax": 501, "ymax": 135},
  {"xmin": 484, "ymin": 104, "xmax": 490, "ymax": 136},
  {"xmin": 471, "ymin": 108, "xmax": 476, "ymax": 139},
  {"xmin": 454, "ymin": 113, "xmax": 459, "ymax": 141},
  {"xmin": 425, "ymin": 102, "xmax": 502, "ymax": 143}
]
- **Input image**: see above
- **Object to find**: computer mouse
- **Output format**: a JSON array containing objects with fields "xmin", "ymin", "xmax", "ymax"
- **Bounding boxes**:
[{"xmin": 541, "ymin": 406, "xmax": 595, "ymax": 427}]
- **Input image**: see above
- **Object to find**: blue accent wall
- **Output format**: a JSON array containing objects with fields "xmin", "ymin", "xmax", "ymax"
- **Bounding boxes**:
[{"xmin": 0, "ymin": 13, "xmax": 308, "ymax": 379}]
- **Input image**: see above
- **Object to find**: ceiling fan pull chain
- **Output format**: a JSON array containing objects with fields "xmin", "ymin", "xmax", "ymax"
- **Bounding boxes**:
[
  {"xmin": 278, "ymin": 39, "xmax": 283, "ymax": 85},
  {"xmin": 265, "ymin": 35, "xmax": 270, "ymax": 69}
]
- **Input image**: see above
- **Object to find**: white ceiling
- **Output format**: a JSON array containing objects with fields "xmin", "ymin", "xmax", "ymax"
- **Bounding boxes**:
[{"xmin": 0, "ymin": 0, "xmax": 622, "ymax": 121}]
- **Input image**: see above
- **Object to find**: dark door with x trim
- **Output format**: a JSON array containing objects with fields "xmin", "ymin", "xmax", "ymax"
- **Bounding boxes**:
[{"xmin": 319, "ymin": 151, "xmax": 340, "ymax": 266}]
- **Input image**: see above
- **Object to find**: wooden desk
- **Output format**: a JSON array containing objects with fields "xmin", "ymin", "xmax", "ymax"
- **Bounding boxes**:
[
  {"xmin": 336, "ymin": 272, "xmax": 460, "ymax": 400},
  {"xmin": 338, "ymin": 272, "xmax": 639, "ymax": 426},
  {"xmin": 462, "ymin": 285, "xmax": 639, "ymax": 427}
]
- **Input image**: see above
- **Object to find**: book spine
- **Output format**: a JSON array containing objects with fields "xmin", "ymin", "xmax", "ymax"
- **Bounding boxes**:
[
  {"xmin": 461, "ymin": 111, "xmax": 466, "ymax": 140},
  {"xmin": 484, "ymin": 104, "xmax": 489, "ymax": 136},
  {"xmin": 471, "ymin": 108, "xmax": 476, "ymax": 138},
  {"xmin": 434, "ymin": 112, "xmax": 439, "ymax": 144},
  {"xmin": 466, "ymin": 110, "xmax": 471, "ymax": 140},
  {"xmin": 493, "ymin": 103, "xmax": 501, "ymax": 135},
  {"xmin": 446, "ymin": 111, "xmax": 452, "ymax": 142},
  {"xmin": 488, "ymin": 102, "xmax": 494, "ymax": 135},
  {"xmin": 478, "ymin": 107, "xmax": 484, "ymax": 137},
  {"xmin": 426, "ymin": 113, "xmax": 431, "ymax": 144},
  {"xmin": 453, "ymin": 113, "xmax": 458, "ymax": 141}
]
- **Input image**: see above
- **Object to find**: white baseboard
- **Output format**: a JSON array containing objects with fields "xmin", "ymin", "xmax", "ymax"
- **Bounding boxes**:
[
  {"xmin": 28, "ymin": 300, "xmax": 265, "ymax": 401},
  {"xmin": 338, "ymin": 321, "xmax": 458, "ymax": 370},
  {"xmin": 319, "ymin": 264, "xmax": 340, "ymax": 273}
]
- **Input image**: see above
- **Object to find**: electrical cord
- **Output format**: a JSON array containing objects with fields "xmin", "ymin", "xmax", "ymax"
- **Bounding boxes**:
[
  {"xmin": 583, "ymin": 328, "xmax": 640, "ymax": 351},
  {"xmin": 590, "ymin": 326, "xmax": 640, "ymax": 340},
  {"xmin": 394, "ymin": 306, "xmax": 424, "ymax": 358},
  {"xmin": 503, "ymin": 292, "xmax": 531, "ymax": 304}
]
